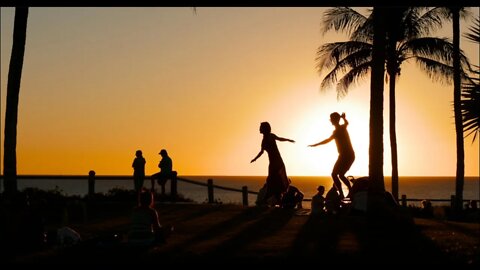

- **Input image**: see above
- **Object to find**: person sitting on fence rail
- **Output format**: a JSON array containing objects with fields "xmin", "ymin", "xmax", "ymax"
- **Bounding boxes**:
[{"xmin": 151, "ymin": 149, "xmax": 173, "ymax": 195}]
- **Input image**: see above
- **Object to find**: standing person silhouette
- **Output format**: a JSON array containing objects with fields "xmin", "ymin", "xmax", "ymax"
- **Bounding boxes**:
[
  {"xmin": 309, "ymin": 112, "xmax": 355, "ymax": 199},
  {"xmin": 151, "ymin": 149, "xmax": 173, "ymax": 195},
  {"xmin": 132, "ymin": 150, "xmax": 146, "ymax": 193},
  {"xmin": 251, "ymin": 122, "xmax": 295, "ymax": 206}
]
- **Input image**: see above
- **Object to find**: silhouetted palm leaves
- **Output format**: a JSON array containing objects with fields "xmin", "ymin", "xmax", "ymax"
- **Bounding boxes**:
[
  {"xmin": 317, "ymin": 7, "xmax": 469, "ymax": 97},
  {"xmin": 461, "ymin": 17, "xmax": 480, "ymax": 142},
  {"xmin": 316, "ymin": 7, "xmax": 470, "ymax": 200}
]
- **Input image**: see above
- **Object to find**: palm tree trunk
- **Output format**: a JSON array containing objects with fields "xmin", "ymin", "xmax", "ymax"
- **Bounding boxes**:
[
  {"xmin": 3, "ymin": 7, "xmax": 29, "ymax": 196},
  {"xmin": 368, "ymin": 7, "xmax": 386, "ymax": 211},
  {"xmin": 389, "ymin": 74, "xmax": 399, "ymax": 201},
  {"xmin": 386, "ymin": 31, "xmax": 400, "ymax": 202},
  {"xmin": 452, "ymin": 8, "xmax": 465, "ymax": 214}
]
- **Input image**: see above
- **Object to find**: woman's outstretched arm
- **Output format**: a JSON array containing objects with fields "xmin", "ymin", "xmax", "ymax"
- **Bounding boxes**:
[
  {"xmin": 251, "ymin": 149, "xmax": 264, "ymax": 163},
  {"xmin": 273, "ymin": 134, "xmax": 295, "ymax": 143}
]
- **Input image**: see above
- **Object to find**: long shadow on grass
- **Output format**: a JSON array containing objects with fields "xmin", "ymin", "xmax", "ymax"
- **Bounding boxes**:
[
  {"xmin": 157, "ymin": 204, "xmax": 226, "ymax": 224},
  {"xmin": 438, "ymin": 220, "xmax": 480, "ymax": 238},
  {"xmin": 290, "ymin": 214, "xmax": 346, "ymax": 261},
  {"xmin": 202, "ymin": 207, "xmax": 295, "ymax": 262},
  {"xmin": 290, "ymin": 212, "xmax": 451, "ymax": 265},
  {"xmin": 359, "ymin": 217, "xmax": 449, "ymax": 265},
  {"xmin": 162, "ymin": 206, "xmax": 271, "ymax": 255}
]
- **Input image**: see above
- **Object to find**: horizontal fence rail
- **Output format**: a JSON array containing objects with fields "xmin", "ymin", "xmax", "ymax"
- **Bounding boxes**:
[{"xmin": 0, "ymin": 174, "xmax": 476, "ymax": 207}]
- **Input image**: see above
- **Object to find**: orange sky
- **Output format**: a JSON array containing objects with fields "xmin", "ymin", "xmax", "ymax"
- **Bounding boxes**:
[{"xmin": 1, "ymin": 7, "xmax": 479, "ymax": 177}]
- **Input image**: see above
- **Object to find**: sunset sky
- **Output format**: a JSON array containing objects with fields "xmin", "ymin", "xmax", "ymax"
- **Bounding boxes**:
[{"xmin": 1, "ymin": 7, "xmax": 479, "ymax": 177}]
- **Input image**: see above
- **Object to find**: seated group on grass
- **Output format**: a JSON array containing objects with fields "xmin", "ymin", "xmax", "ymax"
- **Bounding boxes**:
[{"xmin": 255, "ymin": 183, "xmax": 304, "ymax": 209}]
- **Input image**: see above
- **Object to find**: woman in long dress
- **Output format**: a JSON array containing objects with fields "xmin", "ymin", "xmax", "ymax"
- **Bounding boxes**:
[{"xmin": 251, "ymin": 122, "xmax": 295, "ymax": 205}]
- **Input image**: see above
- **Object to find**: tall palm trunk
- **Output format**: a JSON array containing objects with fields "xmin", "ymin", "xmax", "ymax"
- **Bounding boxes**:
[
  {"xmin": 386, "ymin": 36, "xmax": 399, "ymax": 202},
  {"xmin": 368, "ymin": 7, "xmax": 386, "ymax": 211},
  {"xmin": 452, "ymin": 8, "xmax": 464, "ymax": 213},
  {"xmin": 3, "ymin": 7, "xmax": 29, "ymax": 196},
  {"xmin": 389, "ymin": 73, "xmax": 399, "ymax": 201}
]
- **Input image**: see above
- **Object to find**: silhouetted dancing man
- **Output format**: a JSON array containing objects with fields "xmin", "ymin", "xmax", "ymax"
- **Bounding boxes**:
[{"xmin": 309, "ymin": 112, "xmax": 355, "ymax": 199}]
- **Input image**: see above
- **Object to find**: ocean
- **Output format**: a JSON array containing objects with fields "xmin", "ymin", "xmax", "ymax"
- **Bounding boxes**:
[{"xmin": 6, "ymin": 175, "xmax": 479, "ymax": 207}]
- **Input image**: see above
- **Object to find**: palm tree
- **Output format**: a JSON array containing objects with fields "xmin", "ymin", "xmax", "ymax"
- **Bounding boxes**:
[
  {"xmin": 317, "ymin": 7, "xmax": 470, "ymax": 201},
  {"xmin": 3, "ymin": 7, "xmax": 29, "ymax": 196},
  {"xmin": 434, "ymin": 7, "xmax": 472, "ymax": 213},
  {"xmin": 368, "ymin": 7, "xmax": 387, "ymax": 204},
  {"xmin": 452, "ymin": 7, "xmax": 464, "ymax": 214},
  {"xmin": 461, "ymin": 17, "xmax": 480, "ymax": 143}
]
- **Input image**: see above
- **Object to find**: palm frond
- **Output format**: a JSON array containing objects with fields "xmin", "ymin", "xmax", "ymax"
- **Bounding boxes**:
[
  {"xmin": 414, "ymin": 7, "xmax": 448, "ymax": 36},
  {"xmin": 431, "ymin": 7, "xmax": 471, "ymax": 21},
  {"xmin": 403, "ymin": 37, "xmax": 471, "ymax": 71},
  {"xmin": 461, "ymin": 68, "xmax": 480, "ymax": 142},
  {"xmin": 398, "ymin": 8, "xmax": 422, "ymax": 39},
  {"xmin": 316, "ymin": 42, "xmax": 347, "ymax": 70},
  {"xmin": 415, "ymin": 57, "xmax": 455, "ymax": 84},
  {"xmin": 336, "ymin": 63, "xmax": 371, "ymax": 98},
  {"xmin": 464, "ymin": 17, "xmax": 480, "ymax": 43},
  {"xmin": 316, "ymin": 41, "xmax": 372, "ymax": 72},
  {"xmin": 319, "ymin": 48, "xmax": 372, "ymax": 91},
  {"xmin": 350, "ymin": 13, "xmax": 374, "ymax": 43},
  {"xmin": 322, "ymin": 7, "xmax": 368, "ymax": 36}
]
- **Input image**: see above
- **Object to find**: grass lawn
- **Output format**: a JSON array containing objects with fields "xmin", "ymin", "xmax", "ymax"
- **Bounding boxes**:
[{"xmin": 4, "ymin": 203, "xmax": 478, "ymax": 265}]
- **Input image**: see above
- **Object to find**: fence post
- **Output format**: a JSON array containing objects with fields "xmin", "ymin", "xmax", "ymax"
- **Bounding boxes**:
[
  {"xmin": 88, "ymin": 170, "xmax": 95, "ymax": 196},
  {"xmin": 401, "ymin": 194, "xmax": 407, "ymax": 207},
  {"xmin": 242, "ymin": 186, "xmax": 248, "ymax": 206},
  {"xmin": 208, "ymin": 179, "xmax": 214, "ymax": 203},
  {"xmin": 171, "ymin": 171, "xmax": 178, "ymax": 200},
  {"xmin": 450, "ymin": 195, "xmax": 455, "ymax": 209}
]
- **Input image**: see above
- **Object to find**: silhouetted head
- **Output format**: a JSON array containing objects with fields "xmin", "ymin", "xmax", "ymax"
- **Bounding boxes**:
[
  {"xmin": 135, "ymin": 150, "xmax": 142, "ymax": 157},
  {"xmin": 159, "ymin": 149, "xmax": 168, "ymax": 157},
  {"xmin": 138, "ymin": 188, "xmax": 154, "ymax": 208},
  {"xmin": 330, "ymin": 112, "xmax": 341, "ymax": 125},
  {"xmin": 317, "ymin": 185, "xmax": 325, "ymax": 195},
  {"xmin": 470, "ymin": 200, "xmax": 478, "ymax": 210},
  {"xmin": 421, "ymin": 199, "xmax": 432, "ymax": 209},
  {"xmin": 260, "ymin": 122, "xmax": 271, "ymax": 134}
]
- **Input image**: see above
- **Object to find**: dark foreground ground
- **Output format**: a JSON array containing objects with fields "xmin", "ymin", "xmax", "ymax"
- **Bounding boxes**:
[{"xmin": 4, "ymin": 203, "xmax": 480, "ymax": 266}]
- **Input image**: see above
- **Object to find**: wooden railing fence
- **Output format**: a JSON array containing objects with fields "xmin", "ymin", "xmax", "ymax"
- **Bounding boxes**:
[{"xmin": 0, "ymin": 172, "xmax": 475, "ymax": 208}]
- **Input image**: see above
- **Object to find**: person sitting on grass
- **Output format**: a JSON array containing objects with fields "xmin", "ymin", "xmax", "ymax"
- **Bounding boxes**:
[
  {"xmin": 128, "ymin": 188, "xmax": 173, "ymax": 246},
  {"xmin": 325, "ymin": 186, "xmax": 342, "ymax": 215},
  {"xmin": 310, "ymin": 185, "xmax": 326, "ymax": 216},
  {"xmin": 281, "ymin": 185, "xmax": 304, "ymax": 209},
  {"xmin": 421, "ymin": 199, "xmax": 433, "ymax": 218}
]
